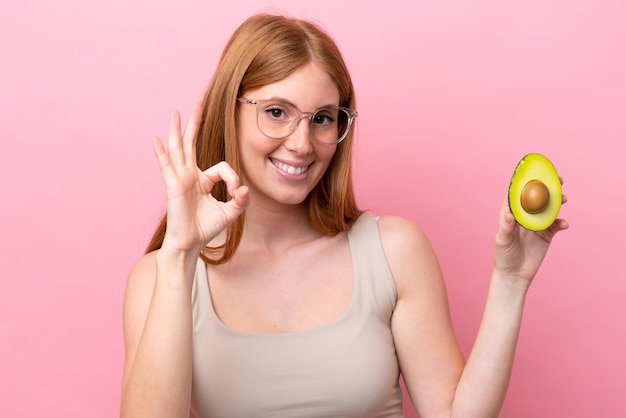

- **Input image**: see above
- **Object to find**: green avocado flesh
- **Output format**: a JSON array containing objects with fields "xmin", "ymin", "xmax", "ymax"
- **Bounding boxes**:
[{"xmin": 508, "ymin": 153, "xmax": 562, "ymax": 231}]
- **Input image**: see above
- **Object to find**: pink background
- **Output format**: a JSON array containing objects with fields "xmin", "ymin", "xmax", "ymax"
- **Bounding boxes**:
[{"xmin": 1, "ymin": 0, "xmax": 624, "ymax": 417}]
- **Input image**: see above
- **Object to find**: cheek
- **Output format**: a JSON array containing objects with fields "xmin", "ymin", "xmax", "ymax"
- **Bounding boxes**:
[
  {"xmin": 317, "ymin": 145, "xmax": 338, "ymax": 165},
  {"xmin": 236, "ymin": 109, "xmax": 263, "ymax": 148},
  {"xmin": 237, "ymin": 123, "xmax": 265, "ymax": 158}
]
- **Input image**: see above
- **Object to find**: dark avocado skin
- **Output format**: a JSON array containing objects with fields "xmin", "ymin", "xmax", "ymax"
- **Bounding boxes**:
[{"xmin": 508, "ymin": 153, "xmax": 562, "ymax": 231}]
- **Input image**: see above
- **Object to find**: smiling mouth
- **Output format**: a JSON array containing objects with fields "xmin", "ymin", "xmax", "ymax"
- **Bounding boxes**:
[{"xmin": 271, "ymin": 158, "xmax": 311, "ymax": 175}]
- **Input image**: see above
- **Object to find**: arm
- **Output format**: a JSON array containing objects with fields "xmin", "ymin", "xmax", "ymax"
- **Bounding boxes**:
[
  {"xmin": 383, "ymin": 195, "xmax": 568, "ymax": 418},
  {"xmin": 120, "ymin": 105, "xmax": 249, "ymax": 417},
  {"xmin": 382, "ymin": 216, "xmax": 464, "ymax": 417},
  {"xmin": 120, "ymin": 249, "xmax": 196, "ymax": 418}
]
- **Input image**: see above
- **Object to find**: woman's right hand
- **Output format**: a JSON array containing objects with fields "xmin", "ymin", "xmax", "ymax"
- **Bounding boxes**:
[{"xmin": 152, "ymin": 103, "xmax": 250, "ymax": 255}]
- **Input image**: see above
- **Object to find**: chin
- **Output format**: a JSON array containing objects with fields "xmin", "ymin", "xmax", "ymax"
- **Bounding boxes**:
[{"xmin": 274, "ymin": 193, "xmax": 310, "ymax": 206}]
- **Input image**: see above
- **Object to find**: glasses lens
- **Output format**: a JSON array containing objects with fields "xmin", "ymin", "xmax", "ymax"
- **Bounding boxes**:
[
  {"xmin": 256, "ymin": 101, "xmax": 297, "ymax": 139},
  {"xmin": 311, "ymin": 107, "xmax": 350, "ymax": 144}
]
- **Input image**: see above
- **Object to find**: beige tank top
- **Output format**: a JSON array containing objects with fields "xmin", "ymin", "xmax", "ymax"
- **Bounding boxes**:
[{"xmin": 189, "ymin": 213, "xmax": 404, "ymax": 417}]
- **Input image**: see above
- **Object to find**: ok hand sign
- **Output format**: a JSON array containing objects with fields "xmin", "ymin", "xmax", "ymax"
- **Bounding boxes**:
[{"xmin": 152, "ymin": 103, "xmax": 250, "ymax": 255}]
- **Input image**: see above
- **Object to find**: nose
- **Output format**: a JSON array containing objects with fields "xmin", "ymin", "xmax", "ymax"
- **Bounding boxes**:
[{"xmin": 283, "ymin": 115, "xmax": 315, "ymax": 154}]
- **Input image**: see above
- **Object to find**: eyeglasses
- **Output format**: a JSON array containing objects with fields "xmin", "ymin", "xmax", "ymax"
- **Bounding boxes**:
[{"xmin": 237, "ymin": 98, "xmax": 357, "ymax": 144}]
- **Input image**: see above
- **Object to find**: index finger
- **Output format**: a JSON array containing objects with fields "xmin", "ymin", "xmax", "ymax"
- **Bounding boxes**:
[
  {"xmin": 200, "ymin": 161, "xmax": 242, "ymax": 199},
  {"xmin": 182, "ymin": 102, "xmax": 203, "ymax": 166}
]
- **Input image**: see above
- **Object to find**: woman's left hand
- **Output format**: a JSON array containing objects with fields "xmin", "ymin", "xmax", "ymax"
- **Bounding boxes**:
[{"xmin": 493, "ymin": 178, "xmax": 569, "ymax": 284}]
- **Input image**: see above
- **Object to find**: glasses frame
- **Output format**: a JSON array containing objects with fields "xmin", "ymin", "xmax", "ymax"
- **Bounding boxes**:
[{"xmin": 237, "ymin": 97, "xmax": 357, "ymax": 145}]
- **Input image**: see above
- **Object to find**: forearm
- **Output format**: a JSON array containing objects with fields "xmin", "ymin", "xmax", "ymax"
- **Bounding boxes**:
[
  {"xmin": 451, "ymin": 271, "xmax": 530, "ymax": 418},
  {"xmin": 121, "ymin": 250, "xmax": 198, "ymax": 418}
]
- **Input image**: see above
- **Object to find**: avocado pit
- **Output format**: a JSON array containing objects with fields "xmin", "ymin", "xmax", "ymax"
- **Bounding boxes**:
[{"xmin": 520, "ymin": 180, "xmax": 550, "ymax": 214}]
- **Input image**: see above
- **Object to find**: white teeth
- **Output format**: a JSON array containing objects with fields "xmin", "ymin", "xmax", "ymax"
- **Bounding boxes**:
[{"xmin": 274, "ymin": 160, "xmax": 308, "ymax": 175}]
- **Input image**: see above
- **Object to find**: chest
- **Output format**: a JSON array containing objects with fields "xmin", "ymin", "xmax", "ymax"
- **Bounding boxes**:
[{"xmin": 206, "ymin": 234, "xmax": 353, "ymax": 334}]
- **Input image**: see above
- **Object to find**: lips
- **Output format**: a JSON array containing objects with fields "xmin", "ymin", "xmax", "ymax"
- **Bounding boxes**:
[{"xmin": 270, "ymin": 158, "xmax": 311, "ymax": 176}]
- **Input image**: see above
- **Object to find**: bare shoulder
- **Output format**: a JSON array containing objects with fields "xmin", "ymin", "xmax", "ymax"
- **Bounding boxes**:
[
  {"xmin": 377, "ymin": 215, "xmax": 432, "ymax": 253},
  {"xmin": 123, "ymin": 250, "xmax": 159, "ymax": 329},
  {"xmin": 377, "ymin": 215, "xmax": 443, "ymax": 295},
  {"xmin": 125, "ymin": 251, "xmax": 159, "ymax": 302}
]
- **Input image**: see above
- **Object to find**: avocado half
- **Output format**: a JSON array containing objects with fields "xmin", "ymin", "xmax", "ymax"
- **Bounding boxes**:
[{"xmin": 508, "ymin": 153, "xmax": 562, "ymax": 231}]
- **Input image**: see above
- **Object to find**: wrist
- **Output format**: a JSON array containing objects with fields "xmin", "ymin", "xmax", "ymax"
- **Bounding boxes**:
[
  {"xmin": 491, "ymin": 269, "xmax": 532, "ymax": 298},
  {"xmin": 158, "ymin": 236, "xmax": 203, "ymax": 262},
  {"xmin": 155, "ymin": 245, "xmax": 202, "ymax": 289},
  {"xmin": 157, "ymin": 245, "xmax": 201, "ymax": 262}
]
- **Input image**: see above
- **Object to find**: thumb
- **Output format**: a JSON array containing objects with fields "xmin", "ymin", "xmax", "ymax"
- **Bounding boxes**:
[{"xmin": 496, "ymin": 208, "xmax": 517, "ymax": 249}]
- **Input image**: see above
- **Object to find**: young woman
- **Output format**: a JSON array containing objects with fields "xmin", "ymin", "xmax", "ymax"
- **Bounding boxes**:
[{"xmin": 121, "ymin": 13, "xmax": 568, "ymax": 418}]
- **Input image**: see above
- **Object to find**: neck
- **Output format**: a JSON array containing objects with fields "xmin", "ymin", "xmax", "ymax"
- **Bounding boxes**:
[{"xmin": 240, "ymin": 201, "xmax": 320, "ymax": 253}]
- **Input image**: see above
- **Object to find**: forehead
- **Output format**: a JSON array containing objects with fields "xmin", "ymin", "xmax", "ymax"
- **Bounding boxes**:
[{"xmin": 245, "ymin": 63, "xmax": 340, "ymax": 109}]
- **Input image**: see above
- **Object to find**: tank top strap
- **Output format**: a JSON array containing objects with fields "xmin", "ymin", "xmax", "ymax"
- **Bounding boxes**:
[{"xmin": 347, "ymin": 212, "xmax": 397, "ymax": 317}]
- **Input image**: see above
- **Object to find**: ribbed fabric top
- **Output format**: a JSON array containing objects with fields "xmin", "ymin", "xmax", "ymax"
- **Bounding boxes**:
[{"xmin": 189, "ymin": 212, "xmax": 403, "ymax": 418}]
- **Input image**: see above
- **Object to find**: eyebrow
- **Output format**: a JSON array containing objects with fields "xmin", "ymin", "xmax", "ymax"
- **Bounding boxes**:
[{"xmin": 264, "ymin": 96, "xmax": 340, "ymax": 111}]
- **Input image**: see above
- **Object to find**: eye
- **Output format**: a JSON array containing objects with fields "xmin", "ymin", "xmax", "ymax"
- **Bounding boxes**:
[
  {"xmin": 263, "ymin": 103, "xmax": 292, "ymax": 122},
  {"xmin": 312, "ymin": 110, "xmax": 336, "ymax": 126}
]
